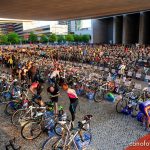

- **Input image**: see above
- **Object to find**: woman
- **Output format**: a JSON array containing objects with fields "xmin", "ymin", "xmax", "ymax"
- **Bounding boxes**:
[{"xmin": 62, "ymin": 83, "xmax": 78, "ymax": 127}]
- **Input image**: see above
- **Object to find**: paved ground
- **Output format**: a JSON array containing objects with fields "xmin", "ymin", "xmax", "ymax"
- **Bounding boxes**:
[
  {"xmin": 0, "ymin": 66, "xmax": 149, "ymax": 150},
  {"xmin": 0, "ymin": 86, "xmax": 148, "ymax": 150}
]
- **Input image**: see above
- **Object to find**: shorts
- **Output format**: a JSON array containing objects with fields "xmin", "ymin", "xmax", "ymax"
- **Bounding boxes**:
[{"xmin": 51, "ymin": 97, "xmax": 58, "ymax": 103}]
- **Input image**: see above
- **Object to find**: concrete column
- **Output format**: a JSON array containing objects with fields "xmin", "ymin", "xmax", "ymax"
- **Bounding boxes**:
[
  {"xmin": 123, "ymin": 14, "xmax": 140, "ymax": 44},
  {"xmin": 113, "ymin": 16, "xmax": 123, "ymax": 44},
  {"xmin": 122, "ymin": 14, "xmax": 127, "ymax": 44},
  {"xmin": 139, "ymin": 12, "xmax": 145, "ymax": 44},
  {"xmin": 113, "ymin": 16, "xmax": 116, "ymax": 44}
]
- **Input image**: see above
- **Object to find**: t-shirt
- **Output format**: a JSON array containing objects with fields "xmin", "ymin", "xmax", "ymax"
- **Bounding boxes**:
[
  {"xmin": 67, "ymin": 88, "xmax": 78, "ymax": 99},
  {"xmin": 50, "ymin": 70, "xmax": 60, "ymax": 79}
]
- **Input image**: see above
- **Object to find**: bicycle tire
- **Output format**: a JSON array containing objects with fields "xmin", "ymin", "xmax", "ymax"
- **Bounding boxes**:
[
  {"xmin": 4, "ymin": 101, "xmax": 18, "ymax": 116},
  {"xmin": 54, "ymin": 120, "xmax": 70, "ymax": 136},
  {"xmin": 116, "ymin": 98, "xmax": 128, "ymax": 113},
  {"xmin": 42, "ymin": 136, "xmax": 62, "ymax": 150},
  {"xmin": 131, "ymin": 104, "xmax": 139, "ymax": 117},
  {"xmin": 21, "ymin": 120, "xmax": 42, "ymax": 140},
  {"xmin": 11, "ymin": 109, "xmax": 27, "ymax": 127},
  {"xmin": 94, "ymin": 90, "xmax": 104, "ymax": 102}
]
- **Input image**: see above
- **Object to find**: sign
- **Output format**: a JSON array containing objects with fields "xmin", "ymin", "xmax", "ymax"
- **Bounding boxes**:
[
  {"xmin": 145, "ymin": 75, "xmax": 150, "ymax": 80},
  {"xmin": 136, "ymin": 73, "xmax": 141, "ymax": 78},
  {"xmin": 112, "ymin": 69, "xmax": 115, "ymax": 73},
  {"xmin": 127, "ymin": 72, "xmax": 132, "ymax": 76},
  {"xmin": 100, "ymin": 67, "xmax": 103, "ymax": 71},
  {"xmin": 134, "ymin": 83, "xmax": 142, "ymax": 90}
]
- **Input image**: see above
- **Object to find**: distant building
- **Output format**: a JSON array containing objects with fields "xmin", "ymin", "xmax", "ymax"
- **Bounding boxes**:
[
  {"xmin": 0, "ymin": 22, "xmax": 24, "ymax": 36},
  {"xmin": 23, "ymin": 24, "xmax": 68, "ymax": 39}
]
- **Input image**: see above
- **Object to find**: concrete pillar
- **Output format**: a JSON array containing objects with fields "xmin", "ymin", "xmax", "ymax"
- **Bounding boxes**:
[
  {"xmin": 123, "ymin": 14, "xmax": 140, "ymax": 44},
  {"xmin": 113, "ymin": 16, "xmax": 123, "ymax": 44},
  {"xmin": 122, "ymin": 14, "xmax": 127, "ymax": 44},
  {"xmin": 139, "ymin": 12, "xmax": 145, "ymax": 44},
  {"xmin": 113, "ymin": 16, "xmax": 116, "ymax": 44},
  {"xmin": 143, "ymin": 11, "xmax": 150, "ymax": 44}
]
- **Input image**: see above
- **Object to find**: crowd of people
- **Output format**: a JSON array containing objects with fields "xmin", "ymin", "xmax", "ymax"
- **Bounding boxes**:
[{"xmin": 0, "ymin": 44, "xmax": 150, "ymax": 125}]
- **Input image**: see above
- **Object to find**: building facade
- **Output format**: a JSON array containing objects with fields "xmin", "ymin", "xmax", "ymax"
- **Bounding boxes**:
[
  {"xmin": 0, "ymin": 23, "xmax": 23, "ymax": 36},
  {"xmin": 92, "ymin": 11, "xmax": 150, "ymax": 44}
]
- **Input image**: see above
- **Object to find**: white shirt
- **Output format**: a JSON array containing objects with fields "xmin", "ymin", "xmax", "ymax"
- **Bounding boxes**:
[{"xmin": 50, "ymin": 70, "xmax": 60, "ymax": 79}]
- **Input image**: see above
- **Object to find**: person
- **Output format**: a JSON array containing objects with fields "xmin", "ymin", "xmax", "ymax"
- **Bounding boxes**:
[
  {"xmin": 47, "ymin": 83, "xmax": 60, "ymax": 116},
  {"xmin": 29, "ymin": 80, "xmax": 44, "ymax": 105},
  {"xmin": 8, "ymin": 57, "xmax": 13, "ymax": 69},
  {"xmin": 62, "ymin": 83, "xmax": 78, "ymax": 127},
  {"xmin": 50, "ymin": 68, "xmax": 60, "ymax": 84},
  {"xmin": 143, "ymin": 82, "xmax": 150, "ymax": 98}
]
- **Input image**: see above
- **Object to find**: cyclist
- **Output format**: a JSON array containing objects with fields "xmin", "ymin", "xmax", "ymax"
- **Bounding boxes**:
[
  {"xmin": 50, "ymin": 67, "xmax": 60, "ymax": 84},
  {"xmin": 29, "ymin": 79, "xmax": 44, "ymax": 106},
  {"xmin": 47, "ymin": 83, "xmax": 60, "ymax": 116},
  {"xmin": 143, "ymin": 82, "xmax": 150, "ymax": 98},
  {"xmin": 62, "ymin": 83, "xmax": 78, "ymax": 127}
]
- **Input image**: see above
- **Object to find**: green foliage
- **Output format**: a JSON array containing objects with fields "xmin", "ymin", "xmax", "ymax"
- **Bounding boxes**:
[
  {"xmin": 0, "ymin": 34, "xmax": 8, "ymax": 44},
  {"xmin": 28, "ymin": 32, "xmax": 38, "ymax": 43},
  {"xmin": 57, "ymin": 35, "xmax": 66, "ymax": 43},
  {"xmin": 7, "ymin": 32, "xmax": 20, "ymax": 44},
  {"xmin": 65, "ymin": 34, "xmax": 74, "ymax": 42},
  {"xmin": 40, "ymin": 35, "xmax": 48, "ymax": 43},
  {"xmin": 49, "ymin": 33, "xmax": 57, "ymax": 43},
  {"xmin": 81, "ymin": 34, "xmax": 91, "ymax": 43}
]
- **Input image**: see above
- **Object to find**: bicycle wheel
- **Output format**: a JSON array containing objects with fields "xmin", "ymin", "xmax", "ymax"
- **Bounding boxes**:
[
  {"xmin": 11, "ymin": 109, "xmax": 27, "ymax": 127},
  {"xmin": 4, "ymin": 101, "xmax": 19, "ymax": 116},
  {"xmin": 116, "ymin": 98, "xmax": 127, "ymax": 113},
  {"xmin": 21, "ymin": 121, "xmax": 42, "ymax": 140},
  {"xmin": 94, "ymin": 90, "xmax": 104, "ymax": 102},
  {"xmin": 0, "ymin": 96, "xmax": 7, "ymax": 103},
  {"xmin": 131, "ymin": 104, "xmax": 139, "ymax": 117},
  {"xmin": 54, "ymin": 120, "xmax": 70, "ymax": 136},
  {"xmin": 42, "ymin": 136, "xmax": 63, "ymax": 150}
]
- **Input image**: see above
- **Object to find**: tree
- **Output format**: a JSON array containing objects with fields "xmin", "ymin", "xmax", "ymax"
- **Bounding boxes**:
[
  {"xmin": 40, "ymin": 35, "xmax": 48, "ymax": 43},
  {"xmin": 0, "ymin": 35, "xmax": 8, "ymax": 44},
  {"xmin": 7, "ymin": 32, "xmax": 20, "ymax": 44},
  {"xmin": 65, "ymin": 34, "xmax": 74, "ymax": 42},
  {"xmin": 73, "ymin": 34, "xmax": 79, "ymax": 42},
  {"xmin": 81, "ymin": 34, "xmax": 91, "ymax": 43},
  {"xmin": 28, "ymin": 32, "xmax": 38, "ymax": 43},
  {"xmin": 57, "ymin": 35, "xmax": 66, "ymax": 43},
  {"xmin": 49, "ymin": 33, "xmax": 57, "ymax": 43}
]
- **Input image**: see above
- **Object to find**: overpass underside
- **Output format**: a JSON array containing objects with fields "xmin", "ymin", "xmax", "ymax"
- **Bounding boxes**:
[{"xmin": 92, "ymin": 11, "xmax": 150, "ymax": 44}]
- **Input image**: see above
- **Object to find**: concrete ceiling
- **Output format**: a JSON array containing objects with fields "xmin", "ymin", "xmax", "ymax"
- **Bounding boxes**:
[{"xmin": 0, "ymin": 0, "xmax": 150, "ymax": 20}]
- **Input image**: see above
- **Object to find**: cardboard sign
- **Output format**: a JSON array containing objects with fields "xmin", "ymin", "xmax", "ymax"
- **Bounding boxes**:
[
  {"xmin": 94, "ymin": 66, "xmax": 97, "ymax": 69},
  {"xmin": 136, "ymin": 73, "xmax": 141, "ymax": 78},
  {"xmin": 112, "ymin": 69, "xmax": 115, "ymax": 73},
  {"xmin": 105, "ymin": 68, "xmax": 109, "ymax": 71},
  {"xmin": 127, "ymin": 72, "xmax": 132, "ymax": 76},
  {"xmin": 134, "ymin": 83, "xmax": 142, "ymax": 90},
  {"xmin": 145, "ymin": 75, "xmax": 150, "ymax": 80},
  {"xmin": 100, "ymin": 67, "xmax": 103, "ymax": 70}
]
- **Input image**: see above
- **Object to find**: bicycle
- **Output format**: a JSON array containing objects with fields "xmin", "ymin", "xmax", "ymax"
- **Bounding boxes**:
[
  {"xmin": 42, "ymin": 115, "xmax": 93, "ymax": 150},
  {"xmin": 94, "ymin": 81, "xmax": 115, "ymax": 102},
  {"xmin": 20, "ymin": 109, "xmax": 65, "ymax": 140}
]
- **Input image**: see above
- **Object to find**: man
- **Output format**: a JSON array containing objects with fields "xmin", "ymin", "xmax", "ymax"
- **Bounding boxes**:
[
  {"xmin": 47, "ymin": 83, "xmax": 60, "ymax": 116},
  {"xmin": 29, "ymin": 79, "xmax": 44, "ymax": 105},
  {"xmin": 50, "ymin": 68, "xmax": 60, "ymax": 84}
]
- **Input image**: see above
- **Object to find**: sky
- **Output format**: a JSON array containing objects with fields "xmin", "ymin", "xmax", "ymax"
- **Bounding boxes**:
[{"xmin": 0, "ymin": 18, "xmax": 92, "ymax": 30}]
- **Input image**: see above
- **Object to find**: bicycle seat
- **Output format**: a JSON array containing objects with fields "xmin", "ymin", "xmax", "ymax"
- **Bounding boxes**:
[{"xmin": 83, "ymin": 115, "xmax": 93, "ymax": 121}]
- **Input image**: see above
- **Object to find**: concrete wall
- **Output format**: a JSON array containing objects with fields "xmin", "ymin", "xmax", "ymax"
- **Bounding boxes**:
[{"xmin": 92, "ymin": 11, "xmax": 150, "ymax": 44}]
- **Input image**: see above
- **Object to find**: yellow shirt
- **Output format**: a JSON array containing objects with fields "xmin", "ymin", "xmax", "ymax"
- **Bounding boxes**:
[{"xmin": 8, "ymin": 58, "xmax": 13, "ymax": 64}]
